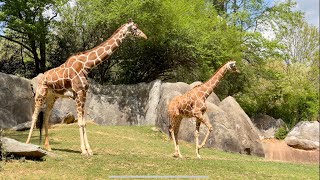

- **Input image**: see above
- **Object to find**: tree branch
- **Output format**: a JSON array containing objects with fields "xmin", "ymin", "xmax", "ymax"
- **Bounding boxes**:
[{"xmin": 0, "ymin": 35, "xmax": 33, "ymax": 53}]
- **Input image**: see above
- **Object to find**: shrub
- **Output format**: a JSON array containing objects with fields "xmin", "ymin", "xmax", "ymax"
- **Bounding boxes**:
[{"xmin": 274, "ymin": 127, "xmax": 289, "ymax": 140}]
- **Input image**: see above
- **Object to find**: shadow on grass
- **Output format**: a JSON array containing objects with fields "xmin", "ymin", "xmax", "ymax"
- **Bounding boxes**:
[
  {"xmin": 3, "ymin": 131, "xmax": 61, "ymax": 146},
  {"xmin": 51, "ymin": 148, "xmax": 101, "ymax": 156},
  {"xmin": 52, "ymin": 148, "xmax": 81, "ymax": 154}
]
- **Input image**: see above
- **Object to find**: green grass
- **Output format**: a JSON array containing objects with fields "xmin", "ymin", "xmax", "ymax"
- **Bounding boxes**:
[{"xmin": 0, "ymin": 123, "xmax": 318, "ymax": 179}]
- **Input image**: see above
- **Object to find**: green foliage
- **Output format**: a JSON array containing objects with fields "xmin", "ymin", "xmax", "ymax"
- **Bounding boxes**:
[
  {"xmin": 52, "ymin": 0, "xmax": 241, "ymax": 84},
  {"xmin": 274, "ymin": 127, "xmax": 289, "ymax": 140},
  {"xmin": 0, "ymin": 0, "xmax": 66, "ymax": 74},
  {"xmin": 236, "ymin": 59, "xmax": 319, "ymax": 127}
]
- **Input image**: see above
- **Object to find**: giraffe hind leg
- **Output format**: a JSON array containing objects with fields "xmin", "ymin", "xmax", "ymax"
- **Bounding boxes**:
[
  {"xmin": 169, "ymin": 117, "xmax": 182, "ymax": 158},
  {"xmin": 43, "ymin": 96, "xmax": 57, "ymax": 151}
]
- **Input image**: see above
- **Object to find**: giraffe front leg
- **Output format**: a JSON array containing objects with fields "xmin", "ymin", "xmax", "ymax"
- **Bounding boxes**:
[
  {"xmin": 195, "ymin": 121, "xmax": 201, "ymax": 159},
  {"xmin": 198, "ymin": 115, "xmax": 213, "ymax": 149},
  {"xmin": 76, "ymin": 90, "xmax": 92, "ymax": 156},
  {"xmin": 83, "ymin": 126, "xmax": 92, "ymax": 156},
  {"xmin": 194, "ymin": 113, "xmax": 213, "ymax": 158},
  {"xmin": 26, "ymin": 97, "xmax": 44, "ymax": 144}
]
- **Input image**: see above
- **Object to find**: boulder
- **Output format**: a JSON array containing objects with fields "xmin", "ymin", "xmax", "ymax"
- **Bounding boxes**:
[
  {"xmin": 218, "ymin": 96, "xmax": 264, "ymax": 156},
  {"xmin": 11, "ymin": 121, "xmax": 32, "ymax": 131},
  {"xmin": 85, "ymin": 80, "xmax": 159, "ymax": 125},
  {"xmin": 252, "ymin": 114, "xmax": 287, "ymax": 139},
  {"xmin": 178, "ymin": 102, "xmax": 242, "ymax": 154},
  {"xmin": 285, "ymin": 121, "xmax": 319, "ymax": 150},
  {"xmin": 61, "ymin": 112, "xmax": 76, "ymax": 124},
  {"xmin": 50, "ymin": 98, "xmax": 77, "ymax": 124},
  {"xmin": 0, "ymin": 137, "xmax": 47, "ymax": 158},
  {"xmin": 0, "ymin": 73, "xmax": 34, "ymax": 128},
  {"xmin": 145, "ymin": 80, "xmax": 162, "ymax": 125}
]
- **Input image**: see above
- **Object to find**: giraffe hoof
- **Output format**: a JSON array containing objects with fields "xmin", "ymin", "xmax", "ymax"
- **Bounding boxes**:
[
  {"xmin": 87, "ymin": 150, "xmax": 93, "ymax": 156},
  {"xmin": 44, "ymin": 146, "xmax": 52, "ymax": 152},
  {"xmin": 197, "ymin": 155, "xmax": 201, "ymax": 159},
  {"xmin": 81, "ymin": 150, "xmax": 93, "ymax": 157},
  {"xmin": 173, "ymin": 154, "xmax": 183, "ymax": 158},
  {"xmin": 81, "ymin": 152, "xmax": 89, "ymax": 156}
]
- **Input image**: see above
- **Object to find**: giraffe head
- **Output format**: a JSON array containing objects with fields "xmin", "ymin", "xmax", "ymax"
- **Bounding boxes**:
[
  {"xmin": 125, "ymin": 19, "xmax": 148, "ymax": 39},
  {"xmin": 226, "ymin": 61, "xmax": 240, "ymax": 73}
]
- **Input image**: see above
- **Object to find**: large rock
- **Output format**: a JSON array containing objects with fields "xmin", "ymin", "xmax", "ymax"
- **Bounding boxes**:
[
  {"xmin": 218, "ymin": 97, "xmax": 264, "ymax": 156},
  {"xmin": 252, "ymin": 114, "xmax": 287, "ymax": 139},
  {"xmin": 85, "ymin": 80, "xmax": 160, "ymax": 125},
  {"xmin": 145, "ymin": 80, "xmax": 162, "ymax": 125},
  {"xmin": 11, "ymin": 121, "xmax": 32, "ymax": 131},
  {"xmin": 0, "ymin": 137, "xmax": 47, "ymax": 158},
  {"xmin": 0, "ymin": 73, "xmax": 34, "ymax": 128},
  {"xmin": 155, "ymin": 83, "xmax": 264, "ymax": 156},
  {"xmin": 178, "ymin": 102, "xmax": 243, "ymax": 154},
  {"xmin": 285, "ymin": 121, "xmax": 319, "ymax": 150}
]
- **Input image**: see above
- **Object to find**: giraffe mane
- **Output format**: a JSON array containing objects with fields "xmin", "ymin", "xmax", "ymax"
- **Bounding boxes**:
[{"xmin": 73, "ymin": 23, "xmax": 128, "ymax": 56}]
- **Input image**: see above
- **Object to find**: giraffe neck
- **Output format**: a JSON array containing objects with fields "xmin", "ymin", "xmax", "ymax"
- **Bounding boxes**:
[
  {"xmin": 201, "ymin": 64, "xmax": 228, "ymax": 100},
  {"xmin": 82, "ymin": 24, "xmax": 129, "ymax": 72}
]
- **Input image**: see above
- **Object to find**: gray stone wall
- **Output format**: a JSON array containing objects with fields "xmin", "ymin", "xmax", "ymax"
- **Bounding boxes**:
[{"xmin": 0, "ymin": 73, "xmax": 34, "ymax": 128}]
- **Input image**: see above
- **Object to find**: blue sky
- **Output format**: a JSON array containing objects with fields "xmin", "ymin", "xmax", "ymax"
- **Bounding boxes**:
[{"xmin": 266, "ymin": 0, "xmax": 319, "ymax": 27}]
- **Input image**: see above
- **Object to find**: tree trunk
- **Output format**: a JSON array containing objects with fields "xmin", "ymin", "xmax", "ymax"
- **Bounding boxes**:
[
  {"xmin": 29, "ymin": 38, "xmax": 41, "ymax": 74},
  {"xmin": 39, "ymin": 39, "xmax": 46, "ymax": 73},
  {"xmin": 39, "ymin": 16, "xmax": 47, "ymax": 73}
]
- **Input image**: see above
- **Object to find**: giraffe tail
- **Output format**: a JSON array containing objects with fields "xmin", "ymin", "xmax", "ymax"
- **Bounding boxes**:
[{"xmin": 37, "ymin": 111, "xmax": 44, "ymax": 144}]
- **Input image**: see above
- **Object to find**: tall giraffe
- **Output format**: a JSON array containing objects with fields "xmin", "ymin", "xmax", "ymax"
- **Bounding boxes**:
[
  {"xmin": 26, "ymin": 19, "xmax": 147, "ymax": 156},
  {"xmin": 168, "ymin": 61, "xmax": 240, "ymax": 158}
]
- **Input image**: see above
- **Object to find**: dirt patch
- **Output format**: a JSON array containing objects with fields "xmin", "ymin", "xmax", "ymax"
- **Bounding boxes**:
[{"xmin": 262, "ymin": 139, "xmax": 319, "ymax": 164}]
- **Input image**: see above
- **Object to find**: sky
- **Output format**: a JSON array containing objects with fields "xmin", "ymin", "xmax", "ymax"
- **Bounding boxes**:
[{"xmin": 267, "ymin": 0, "xmax": 319, "ymax": 27}]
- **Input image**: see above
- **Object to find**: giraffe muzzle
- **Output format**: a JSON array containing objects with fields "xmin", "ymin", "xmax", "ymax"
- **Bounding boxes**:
[{"xmin": 140, "ymin": 31, "xmax": 148, "ymax": 39}]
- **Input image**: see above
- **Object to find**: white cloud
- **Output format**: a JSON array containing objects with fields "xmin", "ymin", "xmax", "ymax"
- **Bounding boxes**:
[
  {"xmin": 295, "ymin": 0, "xmax": 319, "ymax": 27},
  {"xmin": 272, "ymin": 0, "xmax": 319, "ymax": 27}
]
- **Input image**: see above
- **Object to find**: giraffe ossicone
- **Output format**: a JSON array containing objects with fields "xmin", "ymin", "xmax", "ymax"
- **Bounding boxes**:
[
  {"xmin": 26, "ymin": 19, "xmax": 147, "ymax": 156},
  {"xmin": 167, "ymin": 61, "xmax": 240, "ymax": 158}
]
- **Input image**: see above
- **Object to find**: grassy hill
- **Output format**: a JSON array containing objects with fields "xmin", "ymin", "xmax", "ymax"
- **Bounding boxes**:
[{"xmin": 0, "ymin": 123, "xmax": 318, "ymax": 179}]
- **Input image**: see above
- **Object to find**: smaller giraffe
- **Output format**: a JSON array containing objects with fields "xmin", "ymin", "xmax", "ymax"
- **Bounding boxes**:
[{"xmin": 168, "ymin": 61, "xmax": 240, "ymax": 158}]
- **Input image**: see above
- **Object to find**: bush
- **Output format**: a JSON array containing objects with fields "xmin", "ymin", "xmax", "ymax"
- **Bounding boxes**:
[{"xmin": 274, "ymin": 127, "xmax": 289, "ymax": 140}]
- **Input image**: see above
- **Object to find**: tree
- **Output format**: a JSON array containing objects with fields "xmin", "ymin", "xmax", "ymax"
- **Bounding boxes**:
[
  {"xmin": 0, "ymin": 0, "xmax": 64, "ymax": 74},
  {"xmin": 277, "ymin": 20, "xmax": 319, "ymax": 65},
  {"xmin": 52, "ymin": 0, "xmax": 242, "ymax": 84}
]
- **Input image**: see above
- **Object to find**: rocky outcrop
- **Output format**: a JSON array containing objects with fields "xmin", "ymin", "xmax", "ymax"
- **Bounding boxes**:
[
  {"xmin": 0, "ymin": 73, "xmax": 34, "ymax": 129},
  {"xmin": 218, "ymin": 96, "xmax": 264, "ymax": 156},
  {"xmin": 85, "ymin": 80, "xmax": 160, "ymax": 125},
  {"xmin": 0, "ymin": 137, "xmax": 47, "ymax": 158},
  {"xmin": 285, "ymin": 121, "xmax": 319, "ymax": 150},
  {"xmin": 252, "ymin": 114, "xmax": 287, "ymax": 139}
]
